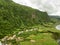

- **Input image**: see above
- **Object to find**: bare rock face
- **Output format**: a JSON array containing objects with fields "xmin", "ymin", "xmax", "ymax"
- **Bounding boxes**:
[
  {"xmin": 30, "ymin": 40, "xmax": 36, "ymax": 43},
  {"xmin": 16, "ymin": 37, "xmax": 24, "ymax": 42}
]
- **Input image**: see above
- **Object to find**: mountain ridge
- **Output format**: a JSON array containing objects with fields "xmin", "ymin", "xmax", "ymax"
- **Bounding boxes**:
[{"xmin": 0, "ymin": 0, "xmax": 50, "ymax": 38}]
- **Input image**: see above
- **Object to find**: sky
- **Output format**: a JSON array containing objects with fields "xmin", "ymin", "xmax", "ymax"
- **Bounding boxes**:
[{"xmin": 13, "ymin": 0, "xmax": 60, "ymax": 16}]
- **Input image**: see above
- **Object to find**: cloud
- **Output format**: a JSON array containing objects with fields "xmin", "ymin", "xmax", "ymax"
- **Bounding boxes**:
[{"xmin": 13, "ymin": 0, "xmax": 60, "ymax": 16}]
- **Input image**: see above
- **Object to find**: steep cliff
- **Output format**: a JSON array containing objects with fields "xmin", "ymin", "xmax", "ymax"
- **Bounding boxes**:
[{"xmin": 0, "ymin": 0, "xmax": 50, "ymax": 38}]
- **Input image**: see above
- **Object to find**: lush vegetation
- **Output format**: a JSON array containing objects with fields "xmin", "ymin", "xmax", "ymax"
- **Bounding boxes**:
[
  {"xmin": 0, "ymin": 0, "xmax": 60, "ymax": 45},
  {"xmin": 0, "ymin": 0, "xmax": 50, "ymax": 38}
]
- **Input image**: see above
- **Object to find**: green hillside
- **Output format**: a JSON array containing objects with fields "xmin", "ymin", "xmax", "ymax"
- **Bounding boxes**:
[
  {"xmin": 0, "ymin": 0, "xmax": 59, "ymax": 45},
  {"xmin": 0, "ymin": 0, "xmax": 50, "ymax": 38}
]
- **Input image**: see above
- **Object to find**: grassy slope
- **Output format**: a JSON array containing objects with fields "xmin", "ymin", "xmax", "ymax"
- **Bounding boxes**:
[
  {"xmin": 20, "ymin": 33, "xmax": 58, "ymax": 45},
  {"xmin": 18, "ymin": 24, "xmax": 59, "ymax": 45},
  {"xmin": 0, "ymin": 0, "xmax": 59, "ymax": 45}
]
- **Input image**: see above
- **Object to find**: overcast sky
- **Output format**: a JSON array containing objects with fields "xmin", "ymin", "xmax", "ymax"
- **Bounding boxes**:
[{"xmin": 13, "ymin": 0, "xmax": 60, "ymax": 16}]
